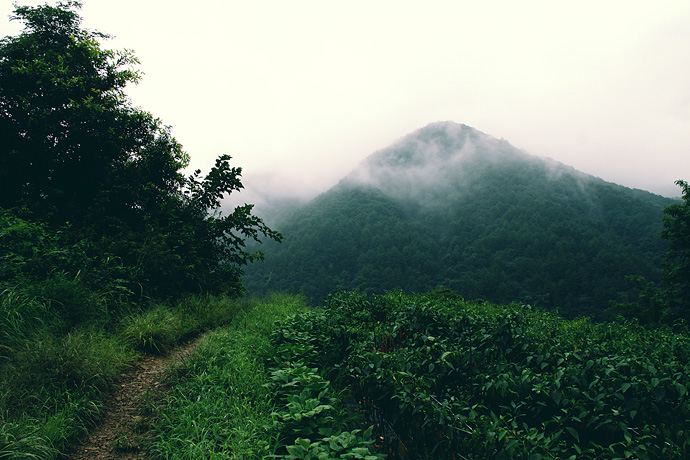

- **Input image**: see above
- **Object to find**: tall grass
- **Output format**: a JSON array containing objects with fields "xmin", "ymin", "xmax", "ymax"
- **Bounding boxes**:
[
  {"xmin": 0, "ymin": 327, "xmax": 136, "ymax": 456},
  {"xmin": 0, "ymin": 287, "xmax": 256, "ymax": 458},
  {"xmin": 120, "ymin": 293, "xmax": 250, "ymax": 354},
  {"xmin": 0, "ymin": 422, "xmax": 57, "ymax": 459},
  {"xmin": 149, "ymin": 293, "xmax": 308, "ymax": 459},
  {"xmin": 0, "ymin": 289, "xmax": 47, "ymax": 349}
]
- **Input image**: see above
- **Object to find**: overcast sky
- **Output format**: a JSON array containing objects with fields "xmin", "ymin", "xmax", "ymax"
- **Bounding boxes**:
[{"xmin": 3, "ymin": 1, "xmax": 689, "ymax": 198}]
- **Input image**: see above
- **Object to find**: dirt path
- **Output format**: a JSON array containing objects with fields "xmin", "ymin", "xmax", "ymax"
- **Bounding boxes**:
[{"xmin": 68, "ymin": 336, "xmax": 206, "ymax": 460}]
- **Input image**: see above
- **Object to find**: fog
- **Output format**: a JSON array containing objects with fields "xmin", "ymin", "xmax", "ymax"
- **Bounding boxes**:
[
  {"xmin": 2, "ymin": 1, "xmax": 689, "ymax": 205},
  {"xmin": 337, "ymin": 122, "xmax": 589, "ymax": 207}
]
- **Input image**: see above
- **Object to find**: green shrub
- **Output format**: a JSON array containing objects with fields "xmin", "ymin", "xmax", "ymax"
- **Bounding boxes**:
[
  {"xmin": 24, "ymin": 273, "xmax": 108, "ymax": 331},
  {"xmin": 268, "ymin": 289, "xmax": 690, "ymax": 459},
  {"xmin": 280, "ymin": 427, "xmax": 383, "ymax": 460}
]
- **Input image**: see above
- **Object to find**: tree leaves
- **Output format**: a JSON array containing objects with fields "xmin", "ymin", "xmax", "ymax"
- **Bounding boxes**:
[{"xmin": 0, "ymin": 2, "xmax": 280, "ymax": 298}]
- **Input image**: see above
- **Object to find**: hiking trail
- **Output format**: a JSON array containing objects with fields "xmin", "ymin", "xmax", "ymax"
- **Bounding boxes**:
[{"xmin": 68, "ymin": 336, "xmax": 205, "ymax": 459}]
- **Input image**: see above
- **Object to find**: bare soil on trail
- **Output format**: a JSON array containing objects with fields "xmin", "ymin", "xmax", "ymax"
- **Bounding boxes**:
[{"xmin": 67, "ymin": 336, "xmax": 205, "ymax": 460}]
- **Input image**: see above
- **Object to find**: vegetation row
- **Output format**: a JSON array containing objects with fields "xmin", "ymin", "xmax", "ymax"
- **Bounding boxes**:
[{"xmin": 268, "ymin": 289, "xmax": 690, "ymax": 459}]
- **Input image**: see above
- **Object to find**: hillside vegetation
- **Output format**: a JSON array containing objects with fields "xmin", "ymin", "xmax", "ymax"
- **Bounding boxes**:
[
  {"xmin": 245, "ymin": 122, "xmax": 675, "ymax": 319},
  {"xmin": 2, "ymin": 3, "xmax": 690, "ymax": 459},
  {"xmin": 266, "ymin": 289, "xmax": 690, "ymax": 459},
  {"xmin": 0, "ymin": 3, "xmax": 279, "ymax": 457}
]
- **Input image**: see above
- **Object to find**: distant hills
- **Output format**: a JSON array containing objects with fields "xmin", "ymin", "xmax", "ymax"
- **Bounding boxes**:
[{"xmin": 244, "ymin": 122, "xmax": 675, "ymax": 318}]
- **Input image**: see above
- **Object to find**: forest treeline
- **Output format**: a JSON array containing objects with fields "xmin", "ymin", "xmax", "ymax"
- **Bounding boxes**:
[
  {"xmin": 244, "ymin": 122, "xmax": 687, "ymax": 322},
  {"xmin": 0, "ymin": 2, "xmax": 280, "ymax": 303}
]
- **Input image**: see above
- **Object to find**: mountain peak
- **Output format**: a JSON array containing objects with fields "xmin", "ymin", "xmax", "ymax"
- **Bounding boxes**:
[
  {"xmin": 244, "ymin": 121, "xmax": 675, "ymax": 318},
  {"xmin": 342, "ymin": 121, "xmax": 548, "ymax": 202},
  {"xmin": 366, "ymin": 121, "xmax": 487, "ymax": 166}
]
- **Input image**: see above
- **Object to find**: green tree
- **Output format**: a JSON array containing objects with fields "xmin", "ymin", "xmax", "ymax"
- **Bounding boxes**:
[
  {"xmin": 659, "ymin": 179, "xmax": 690, "ymax": 321},
  {"xmin": 0, "ymin": 1, "xmax": 150, "ymax": 224},
  {"xmin": 612, "ymin": 180, "xmax": 689, "ymax": 325},
  {"xmin": 0, "ymin": 2, "xmax": 281, "ymax": 297}
]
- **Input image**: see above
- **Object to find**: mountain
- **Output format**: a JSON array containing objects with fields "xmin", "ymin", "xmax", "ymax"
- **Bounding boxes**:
[{"xmin": 244, "ymin": 122, "xmax": 675, "ymax": 318}]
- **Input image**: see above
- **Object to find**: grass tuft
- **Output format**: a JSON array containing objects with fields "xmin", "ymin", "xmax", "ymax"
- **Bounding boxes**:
[
  {"xmin": 0, "ymin": 421, "xmax": 56, "ymax": 460},
  {"xmin": 121, "ymin": 306, "xmax": 182, "ymax": 354},
  {"xmin": 0, "ymin": 289, "xmax": 47, "ymax": 349}
]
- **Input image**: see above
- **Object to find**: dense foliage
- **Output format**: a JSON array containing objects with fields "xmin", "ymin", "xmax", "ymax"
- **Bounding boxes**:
[
  {"xmin": 150, "ymin": 294, "xmax": 383, "ymax": 460},
  {"xmin": 661, "ymin": 180, "xmax": 690, "ymax": 318},
  {"xmin": 245, "ymin": 124, "xmax": 673, "ymax": 319},
  {"xmin": 0, "ymin": 1, "xmax": 280, "ymax": 299},
  {"xmin": 612, "ymin": 179, "xmax": 690, "ymax": 325},
  {"xmin": 271, "ymin": 289, "xmax": 690, "ymax": 459},
  {"xmin": 0, "ymin": 4, "xmax": 280, "ymax": 458}
]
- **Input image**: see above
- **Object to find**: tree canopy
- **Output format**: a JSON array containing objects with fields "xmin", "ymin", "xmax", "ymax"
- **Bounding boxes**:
[
  {"xmin": 659, "ymin": 180, "xmax": 690, "ymax": 321},
  {"xmin": 0, "ymin": 1, "xmax": 281, "ymax": 298},
  {"xmin": 606, "ymin": 179, "xmax": 689, "ymax": 325}
]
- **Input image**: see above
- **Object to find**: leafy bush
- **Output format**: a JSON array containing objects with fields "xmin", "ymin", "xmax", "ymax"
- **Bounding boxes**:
[
  {"xmin": 265, "ymin": 362, "xmax": 384, "ymax": 460},
  {"xmin": 270, "ymin": 289, "xmax": 690, "ymax": 459},
  {"xmin": 267, "ymin": 364, "xmax": 338, "ymax": 439},
  {"xmin": 0, "ymin": 210, "xmax": 135, "ymax": 306},
  {"xmin": 282, "ymin": 427, "xmax": 382, "ymax": 460}
]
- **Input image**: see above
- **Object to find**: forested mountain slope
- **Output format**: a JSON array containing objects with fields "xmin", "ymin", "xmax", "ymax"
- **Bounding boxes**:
[{"xmin": 244, "ymin": 122, "xmax": 675, "ymax": 318}]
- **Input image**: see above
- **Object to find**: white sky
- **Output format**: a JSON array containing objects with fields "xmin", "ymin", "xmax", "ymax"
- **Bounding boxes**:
[{"xmin": 2, "ymin": 1, "xmax": 690, "ymax": 198}]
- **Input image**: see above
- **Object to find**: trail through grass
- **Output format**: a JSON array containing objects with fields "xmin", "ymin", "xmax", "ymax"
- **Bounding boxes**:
[
  {"xmin": 149, "ymin": 293, "xmax": 308, "ymax": 459},
  {"xmin": 68, "ymin": 335, "xmax": 206, "ymax": 459},
  {"xmin": 0, "ymin": 291, "xmax": 254, "ymax": 459}
]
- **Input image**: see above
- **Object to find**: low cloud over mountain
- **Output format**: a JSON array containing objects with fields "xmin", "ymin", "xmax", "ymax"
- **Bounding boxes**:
[{"xmin": 244, "ymin": 122, "xmax": 675, "ymax": 319}]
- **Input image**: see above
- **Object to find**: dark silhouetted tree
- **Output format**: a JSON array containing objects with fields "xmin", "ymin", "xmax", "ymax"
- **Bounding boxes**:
[{"xmin": 0, "ymin": 2, "xmax": 281, "ymax": 297}]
